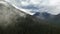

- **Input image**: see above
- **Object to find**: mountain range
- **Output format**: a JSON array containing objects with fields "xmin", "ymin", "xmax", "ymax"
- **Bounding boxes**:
[
  {"xmin": 0, "ymin": 0, "xmax": 60, "ymax": 34},
  {"xmin": 33, "ymin": 12, "xmax": 60, "ymax": 26}
]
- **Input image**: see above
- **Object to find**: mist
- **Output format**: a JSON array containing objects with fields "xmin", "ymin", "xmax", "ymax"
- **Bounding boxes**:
[
  {"xmin": 0, "ymin": 0, "xmax": 60, "ymax": 34},
  {"xmin": 5, "ymin": 0, "xmax": 60, "ymax": 15}
]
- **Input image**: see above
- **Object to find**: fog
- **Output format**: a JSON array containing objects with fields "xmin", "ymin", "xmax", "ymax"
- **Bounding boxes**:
[
  {"xmin": 0, "ymin": 0, "xmax": 60, "ymax": 34},
  {"xmin": 5, "ymin": 0, "xmax": 60, "ymax": 15}
]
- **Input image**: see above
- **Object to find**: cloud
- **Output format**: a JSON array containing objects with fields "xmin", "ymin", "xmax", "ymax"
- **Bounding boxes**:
[{"xmin": 5, "ymin": 0, "xmax": 60, "ymax": 15}]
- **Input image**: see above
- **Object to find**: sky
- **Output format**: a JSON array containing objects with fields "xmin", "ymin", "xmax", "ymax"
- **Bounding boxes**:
[{"xmin": 5, "ymin": 0, "xmax": 60, "ymax": 15}]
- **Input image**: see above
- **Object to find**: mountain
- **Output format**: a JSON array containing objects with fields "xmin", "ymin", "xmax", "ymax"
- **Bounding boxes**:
[
  {"xmin": 49, "ymin": 14, "xmax": 60, "ymax": 26},
  {"xmin": 33, "ymin": 12, "xmax": 60, "ymax": 26},
  {"xmin": 33, "ymin": 12, "xmax": 54, "ymax": 20},
  {"xmin": 0, "ymin": 0, "xmax": 60, "ymax": 34},
  {"xmin": 0, "ymin": 1, "xmax": 55, "ymax": 34}
]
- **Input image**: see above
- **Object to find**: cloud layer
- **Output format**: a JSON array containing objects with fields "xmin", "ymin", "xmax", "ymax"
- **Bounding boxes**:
[{"xmin": 5, "ymin": 0, "xmax": 60, "ymax": 15}]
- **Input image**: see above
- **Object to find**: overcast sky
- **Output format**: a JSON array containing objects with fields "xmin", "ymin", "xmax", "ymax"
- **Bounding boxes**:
[{"xmin": 5, "ymin": 0, "xmax": 60, "ymax": 15}]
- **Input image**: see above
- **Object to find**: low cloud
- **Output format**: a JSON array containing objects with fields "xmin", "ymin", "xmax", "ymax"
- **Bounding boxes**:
[{"xmin": 5, "ymin": 0, "xmax": 60, "ymax": 15}]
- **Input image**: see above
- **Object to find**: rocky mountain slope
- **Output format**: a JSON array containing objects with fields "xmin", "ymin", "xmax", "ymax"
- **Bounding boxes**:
[{"xmin": 0, "ymin": 0, "xmax": 60, "ymax": 34}]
